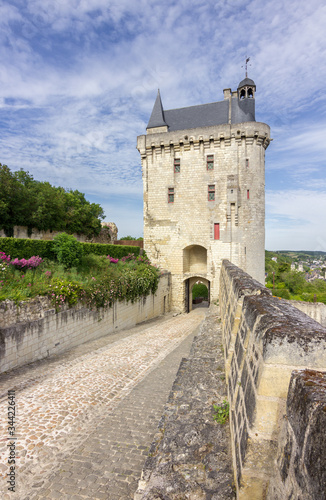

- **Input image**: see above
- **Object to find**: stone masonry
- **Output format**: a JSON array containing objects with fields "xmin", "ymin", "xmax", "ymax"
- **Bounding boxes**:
[
  {"xmin": 137, "ymin": 79, "xmax": 270, "ymax": 312},
  {"xmin": 220, "ymin": 260, "xmax": 326, "ymax": 499}
]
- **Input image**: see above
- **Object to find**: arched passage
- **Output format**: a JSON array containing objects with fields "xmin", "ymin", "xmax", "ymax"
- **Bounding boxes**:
[{"xmin": 184, "ymin": 276, "xmax": 210, "ymax": 312}]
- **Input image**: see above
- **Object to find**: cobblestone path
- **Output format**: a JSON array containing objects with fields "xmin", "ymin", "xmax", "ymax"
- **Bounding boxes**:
[{"xmin": 0, "ymin": 309, "xmax": 206, "ymax": 499}]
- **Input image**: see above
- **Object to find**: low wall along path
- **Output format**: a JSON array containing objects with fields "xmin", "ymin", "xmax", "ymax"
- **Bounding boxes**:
[{"xmin": 220, "ymin": 260, "xmax": 326, "ymax": 499}]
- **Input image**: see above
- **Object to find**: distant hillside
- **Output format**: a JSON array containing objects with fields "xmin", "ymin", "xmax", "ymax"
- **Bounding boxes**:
[{"xmin": 265, "ymin": 251, "xmax": 326, "ymax": 304}]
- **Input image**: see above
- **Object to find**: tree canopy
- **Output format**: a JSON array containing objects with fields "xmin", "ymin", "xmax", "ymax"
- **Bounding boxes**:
[{"xmin": 0, "ymin": 164, "xmax": 104, "ymax": 237}]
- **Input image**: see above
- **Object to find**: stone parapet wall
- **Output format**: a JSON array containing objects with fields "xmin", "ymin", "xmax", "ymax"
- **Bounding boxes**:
[
  {"xmin": 220, "ymin": 260, "xmax": 326, "ymax": 499},
  {"xmin": 0, "ymin": 273, "xmax": 171, "ymax": 374},
  {"xmin": 267, "ymin": 369, "xmax": 326, "ymax": 500},
  {"xmin": 290, "ymin": 299, "xmax": 326, "ymax": 327}
]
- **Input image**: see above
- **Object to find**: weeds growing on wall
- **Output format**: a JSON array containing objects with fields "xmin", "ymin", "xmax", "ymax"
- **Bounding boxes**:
[
  {"xmin": 0, "ymin": 250, "xmax": 160, "ymax": 310},
  {"xmin": 213, "ymin": 400, "xmax": 229, "ymax": 424}
]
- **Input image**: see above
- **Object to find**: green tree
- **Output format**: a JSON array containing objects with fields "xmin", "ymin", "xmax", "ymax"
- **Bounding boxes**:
[
  {"xmin": 64, "ymin": 190, "xmax": 104, "ymax": 237},
  {"xmin": 0, "ymin": 165, "xmax": 105, "ymax": 238}
]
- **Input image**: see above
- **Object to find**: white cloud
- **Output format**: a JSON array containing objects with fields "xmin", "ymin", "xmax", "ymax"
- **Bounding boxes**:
[
  {"xmin": 266, "ymin": 189, "xmax": 326, "ymax": 250},
  {"xmin": 0, "ymin": 0, "xmax": 326, "ymax": 248}
]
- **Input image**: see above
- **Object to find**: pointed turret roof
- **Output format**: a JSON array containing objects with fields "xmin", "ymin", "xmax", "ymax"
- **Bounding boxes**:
[{"xmin": 147, "ymin": 90, "xmax": 167, "ymax": 129}]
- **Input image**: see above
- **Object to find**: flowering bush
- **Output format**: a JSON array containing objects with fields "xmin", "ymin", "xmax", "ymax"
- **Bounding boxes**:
[
  {"xmin": 0, "ymin": 251, "xmax": 11, "ymax": 263},
  {"xmin": 107, "ymin": 255, "xmax": 119, "ymax": 264},
  {"xmin": 10, "ymin": 256, "xmax": 43, "ymax": 270},
  {"xmin": 0, "ymin": 248, "xmax": 160, "ymax": 309},
  {"xmin": 48, "ymin": 279, "xmax": 82, "ymax": 310}
]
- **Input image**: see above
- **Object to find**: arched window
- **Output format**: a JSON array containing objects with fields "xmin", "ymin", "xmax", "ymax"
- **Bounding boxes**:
[
  {"xmin": 240, "ymin": 89, "xmax": 246, "ymax": 100},
  {"xmin": 248, "ymin": 87, "xmax": 253, "ymax": 98}
]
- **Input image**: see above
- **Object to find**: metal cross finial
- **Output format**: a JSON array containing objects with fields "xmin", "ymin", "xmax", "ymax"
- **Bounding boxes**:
[{"xmin": 242, "ymin": 56, "xmax": 251, "ymax": 77}]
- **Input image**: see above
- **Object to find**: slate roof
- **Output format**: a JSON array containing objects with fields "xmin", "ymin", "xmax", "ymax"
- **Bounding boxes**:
[
  {"xmin": 238, "ymin": 77, "xmax": 256, "ymax": 88},
  {"xmin": 147, "ymin": 86, "xmax": 256, "ymax": 132},
  {"xmin": 163, "ymin": 101, "xmax": 229, "ymax": 132},
  {"xmin": 147, "ymin": 90, "xmax": 167, "ymax": 128}
]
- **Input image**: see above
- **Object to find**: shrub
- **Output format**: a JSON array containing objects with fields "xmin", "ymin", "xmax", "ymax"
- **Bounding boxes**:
[
  {"xmin": 0, "ymin": 237, "xmax": 56, "ymax": 260},
  {"xmin": 82, "ymin": 242, "xmax": 142, "ymax": 259},
  {"xmin": 272, "ymin": 288, "xmax": 291, "ymax": 300},
  {"xmin": 192, "ymin": 283, "xmax": 208, "ymax": 299},
  {"xmin": 52, "ymin": 233, "xmax": 84, "ymax": 269},
  {"xmin": 48, "ymin": 278, "xmax": 83, "ymax": 310}
]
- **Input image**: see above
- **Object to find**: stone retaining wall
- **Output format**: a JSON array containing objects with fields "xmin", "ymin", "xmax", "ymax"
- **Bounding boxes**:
[
  {"xmin": 0, "ymin": 272, "xmax": 171, "ymax": 374},
  {"xmin": 220, "ymin": 260, "xmax": 326, "ymax": 499}
]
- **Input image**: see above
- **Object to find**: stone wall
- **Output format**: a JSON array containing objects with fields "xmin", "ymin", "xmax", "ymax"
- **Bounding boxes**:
[
  {"xmin": 114, "ymin": 240, "xmax": 143, "ymax": 248},
  {"xmin": 267, "ymin": 369, "xmax": 326, "ymax": 500},
  {"xmin": 0, "ymin": 272, "xmax": 171, "ymax": 374},
  {"xmin": 219, "ymin": 260, "xmax": 326, "ymax": 499},
  {"xmin": 0, "ymin": 222, "xmax": 118, "ymax": 244},
  {"xmin": 138, "ymin": 120, "xmax": 270, "ymax": 312},
  {"xmin": 290, "ymin": 299, "xmax": 326, "ymax": 327}
]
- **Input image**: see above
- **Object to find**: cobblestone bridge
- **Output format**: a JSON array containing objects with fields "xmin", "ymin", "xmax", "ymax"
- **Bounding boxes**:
[{"xmin": 0, "ymin": 306, "xmax": 234, "ymax": 499}]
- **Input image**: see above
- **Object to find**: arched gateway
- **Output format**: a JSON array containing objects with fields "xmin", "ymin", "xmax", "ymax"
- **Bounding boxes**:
[
  {"xmin": 184, "ymin": 277, "xmax": 210, "ymax": 313},
  {"xmin": 137, "ymin": 77, "xmax": 270, "ymax": 312}
]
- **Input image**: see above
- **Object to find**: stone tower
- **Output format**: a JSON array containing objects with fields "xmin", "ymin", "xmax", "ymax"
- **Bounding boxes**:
[{"xmin": 137, "ymin": 78, "xmax": 270, "ymax": 312}]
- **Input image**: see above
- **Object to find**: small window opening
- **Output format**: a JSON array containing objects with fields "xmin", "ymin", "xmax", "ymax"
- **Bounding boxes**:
[
  {"xmin": 168, "ymin": 188, "xmax": 174, "ymax": 203},
  {"xmin": 245, "ymin": 158, "xmax": 249, "ymax": 168},
  {"xmin": 207, "ymin": 154, "xmax": 214, "ymax": 170},
  {"xmin": 208, "ymin": 185, "xmax": 215, "ymax": 201},
  {"xmin": 174, "ymin": 158, "xmax": 180, "ymax": 173},
  {"xmin": 247, "ymin": 189, "xmax": 250, "ymax": 200},
  {"xmin": 231, "ymin": 189, "xmax": 233, "ymax": 194}
]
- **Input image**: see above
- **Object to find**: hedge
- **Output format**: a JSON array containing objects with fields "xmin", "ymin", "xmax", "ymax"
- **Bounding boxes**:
[{"xmin": 0, "ymin": 238, "xmax": 142, "ymax": 260}]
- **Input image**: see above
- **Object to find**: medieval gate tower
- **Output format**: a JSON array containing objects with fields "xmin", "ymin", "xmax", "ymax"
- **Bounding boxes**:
[{"xmin": 137, "ymin": 77, "xmax": 270, "ymax": 312}]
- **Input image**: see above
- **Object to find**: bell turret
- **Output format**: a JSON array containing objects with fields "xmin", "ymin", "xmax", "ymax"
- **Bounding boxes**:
[{"xmin": 238, "ymin": 77, "xmax": 256, "ymax": 100}]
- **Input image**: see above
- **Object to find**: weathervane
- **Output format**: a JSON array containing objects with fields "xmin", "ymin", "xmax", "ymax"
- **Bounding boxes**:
[{"xmin": 242, "ymin": 56, "xmax": 251, "ymax": 77}]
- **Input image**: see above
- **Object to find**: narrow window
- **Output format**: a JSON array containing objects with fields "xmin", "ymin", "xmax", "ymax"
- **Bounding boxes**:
[
  {"xmin": 168, "ymin": 187, "xmax": 174, "ymax": 203},
  {"xmin": 208, "ymin": 185, "xmax": 215, "ymax": 201},
  {"xmin": 245, "ymin": 158, "xmax": 249, "ymax": 168},
  {"xmin": 214, "ymin": 223, "xmax": 220, "ymax": 240},
  {"xmin": 174, "ymin": 158, "xmax": 180, "ymax": 173},
  {"xmin": 207, "ymin": 154, "xmax": 214, "ymax": 170},
  {"xmin": 247, "ymin": 189, "xmax": 250, "ymax": 200}
]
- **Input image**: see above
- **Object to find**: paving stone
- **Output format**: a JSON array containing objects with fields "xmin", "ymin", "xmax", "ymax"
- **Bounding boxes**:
[{"xmin": 0, "ymin": 309, "xmax": 205, "ymax": 498}]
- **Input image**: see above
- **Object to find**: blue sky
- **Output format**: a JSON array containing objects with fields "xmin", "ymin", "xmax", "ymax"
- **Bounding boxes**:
[{"xmin": 0, "ymin": 0, "xmax": 325, "ymax": 251}]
